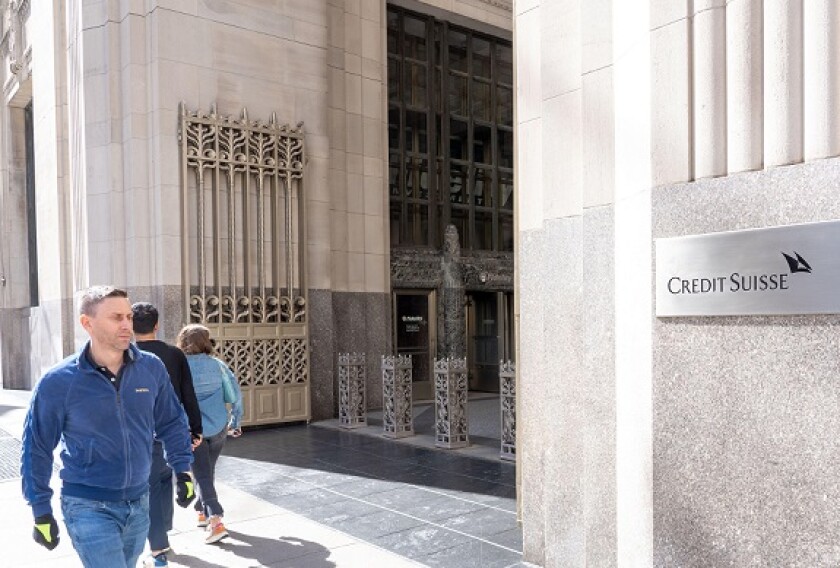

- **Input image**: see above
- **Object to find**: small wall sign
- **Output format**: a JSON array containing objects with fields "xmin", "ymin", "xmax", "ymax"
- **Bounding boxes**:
[{"xmin": 656, "ymin": 220, "xmax": 840, "ymax": 316}]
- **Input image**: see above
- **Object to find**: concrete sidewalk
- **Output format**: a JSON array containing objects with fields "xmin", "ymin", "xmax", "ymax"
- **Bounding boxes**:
[{"xmin": 0, "ymin": 389, "xmax": 425, "ymax": 568}]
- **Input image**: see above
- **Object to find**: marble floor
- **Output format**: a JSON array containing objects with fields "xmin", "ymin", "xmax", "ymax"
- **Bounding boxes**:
[{"xmin": 216, "ymin": 423, "xmax": 525, "ymax": 567}]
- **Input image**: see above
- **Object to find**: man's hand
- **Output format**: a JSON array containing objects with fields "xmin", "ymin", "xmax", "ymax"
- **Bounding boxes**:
[
  {"xmin": 32, "ymin": 514, "xmax": 59, "ymax": 550},
  {"xmin": 175, "ymin": 472, "xmax": 196, "ymax": 508}
]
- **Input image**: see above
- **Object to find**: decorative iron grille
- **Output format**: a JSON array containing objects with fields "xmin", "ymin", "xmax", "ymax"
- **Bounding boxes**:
[
  {"xmin": 180, "ymin": 103, "xmax": 310, "ymax": 426},
  {"xmin": 338, "ymin": 352, "xmax": 367, "ymax": 429},
  {"xmin": 382, "ymin": 354, "xmax": 414, "ymax": 438},
  {"xmin": 499, "ymin": 359, "xmax": 515, "ymax": 461},
  {"xmin": 434, "ymin": 357, "xmax": 469, "ymax": 449}
]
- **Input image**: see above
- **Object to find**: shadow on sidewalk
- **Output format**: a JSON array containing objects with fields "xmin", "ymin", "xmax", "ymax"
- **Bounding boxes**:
[
  {"xmin": 172, "ymin": 531, "xmax": 336, "ymax": 568},
  {"xmin": 221, "ymin": 425, "xmax": 516, "ymax": 500}
]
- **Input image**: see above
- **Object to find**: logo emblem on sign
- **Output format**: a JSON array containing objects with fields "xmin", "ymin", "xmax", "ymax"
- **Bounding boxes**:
[{"xmin": 781, "ymin": 251, "xmax": 812, "ymax": 274}]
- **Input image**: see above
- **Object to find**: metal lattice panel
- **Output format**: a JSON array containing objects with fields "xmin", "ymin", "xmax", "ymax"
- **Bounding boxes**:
[
  {"xmin": 181, "ymin": 104, "xmax": 310, "ymax": 425},
  {"xmin": 382, "ymin": 355, "xmax": 414, "ymax": 438},
  {"xmin": 499, "ymin": 360, "xmax": 516, "ymax": 461},
  {"xmin": 338, "ymin": 353, "xmax": 367, "ymax": 429},
  {"xmin": 434, "ymin": 357, "xmax": 469, "ymax": 449}
]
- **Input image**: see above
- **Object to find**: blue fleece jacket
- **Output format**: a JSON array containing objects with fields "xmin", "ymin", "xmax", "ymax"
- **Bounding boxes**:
[{"xmin": 20, "ymin": 342, "xmax": 193, "ymax": 518}]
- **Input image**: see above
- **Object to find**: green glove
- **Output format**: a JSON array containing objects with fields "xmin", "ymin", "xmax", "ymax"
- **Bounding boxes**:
[
  {"xmin": 33, "ymin": 514, "xmax": 60, "ymax": 550},
  {"xmin": 175, "ymin": 472, "xmax": 196, "ymax": 508}
]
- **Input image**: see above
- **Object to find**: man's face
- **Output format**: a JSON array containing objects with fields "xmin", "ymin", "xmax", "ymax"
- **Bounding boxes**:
[{"xmin": 80, "ymin": 297, "xmax": 134, "ymax": 353}]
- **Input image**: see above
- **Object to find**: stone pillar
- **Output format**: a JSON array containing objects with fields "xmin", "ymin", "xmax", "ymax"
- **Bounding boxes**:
[
  {"xmin": 500, "ymin": 360, "xmax": 516, "ymax": 461},
  {"xmin": 381, "ymin": 354, "xmax": 413, "ymax": 438},
  {"xmin": 441, "ymin": 225, "xmax": 465, "ymax": 358},
  {"xmin": 338, "ymin": 352, "xmax": 366, "ymax": 429},
  {"xmin": 434, "ymin": 356, "xmax": 469, "ymax": 449}
]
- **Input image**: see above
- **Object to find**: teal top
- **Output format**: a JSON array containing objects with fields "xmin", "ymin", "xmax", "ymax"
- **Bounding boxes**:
[{"xmin": 186, "ymin": 354, "xmax": 243, "ymax": 436}]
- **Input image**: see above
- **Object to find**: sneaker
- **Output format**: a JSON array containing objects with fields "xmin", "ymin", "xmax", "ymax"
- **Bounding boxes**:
[
  {"xmin": 143, "ymin": 552, "xmax": 168, "ymax": 567},
  {"xmin": 205, "ymin": 518, "xmax": 229, "ymax": 544},
  {"xmin": 197, "ymin": 512, "xmax": 208, "ymax": 528}
]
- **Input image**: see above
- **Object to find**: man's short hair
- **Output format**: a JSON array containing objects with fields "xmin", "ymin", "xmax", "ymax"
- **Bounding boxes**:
[
  {"xmin": 79, "ymin": 286, "xmax": 128, "ymax": 316},
  {"xmin": 131, "ymin": 302, "xmax": 159, "ymax": 334}
]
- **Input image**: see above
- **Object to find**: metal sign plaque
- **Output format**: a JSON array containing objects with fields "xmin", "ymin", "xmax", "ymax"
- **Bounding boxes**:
[{"xmin": 656, "ymin": 220, "xmax": 840, "ymax": 317}]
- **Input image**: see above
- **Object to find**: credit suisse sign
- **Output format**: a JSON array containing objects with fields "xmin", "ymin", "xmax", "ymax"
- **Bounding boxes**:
[{"xmin": 656, "ymin": 221, "xmax": 840, "ymax": 316}]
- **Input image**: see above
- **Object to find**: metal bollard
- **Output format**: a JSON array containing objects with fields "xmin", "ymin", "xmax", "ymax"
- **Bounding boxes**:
[
  {"xmin": 434, "ymin": 357, "xmax": 469, "ymax": 449},
  {"xmin": 338, "ymin": 352, "xmax": 366, "ymax": 429},
  {"xmin": 382, "ymin": 354, "xmax": 414, "ymax": 438},
  {"xmin": 499, "ymin": 360, "xmax": 516, "ymax": 461}
]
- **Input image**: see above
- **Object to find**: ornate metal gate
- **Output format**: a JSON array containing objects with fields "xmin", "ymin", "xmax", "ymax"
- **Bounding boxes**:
[{"xmin": 179, "ymin": 103, "xmax": 310, "ymax": 426}]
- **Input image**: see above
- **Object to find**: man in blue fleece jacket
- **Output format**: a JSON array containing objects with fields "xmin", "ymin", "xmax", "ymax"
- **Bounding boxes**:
[{"xmin": 20, "ymin": 286, "xmax": 196, "ymax": 568}]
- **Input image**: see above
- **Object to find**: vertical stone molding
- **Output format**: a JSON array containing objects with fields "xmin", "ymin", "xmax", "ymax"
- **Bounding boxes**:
[
  {"xmin": 500, "ymin": 360, "xmax": 516, "ymax": 461},
  {"xmin": 381, "ymin": 354, "xmax": 414, "ymax": 439},
  {"xmin": 338, "ymin": 352, "xmax": 366, "ymax": 429},
  {"xmin": 764, "ymin": 0, "xmax": 804, "ymax": 166},
  {"xmin": 434, "ymin": 357, "xmax": 469, "ymax": 449},
  {"xmin": 726, "ymin": 0, "xmax": 764, "ymax": 173}
]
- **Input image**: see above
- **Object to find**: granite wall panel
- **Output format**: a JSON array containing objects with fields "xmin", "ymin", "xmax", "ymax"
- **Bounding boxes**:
[
  {"xmin": 583, "ymin": 206, "xmax": 617, "ymax": 568},
  {"xmin": 652, "ymin": 157, "xmax": 840, "ymax": 567}
]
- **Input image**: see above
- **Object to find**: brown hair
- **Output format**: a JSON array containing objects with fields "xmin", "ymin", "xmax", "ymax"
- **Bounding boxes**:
[
  {"xmin": 79, "ymin": 286, "xmax": 128, "ymax": 316},
  {"xmin": 176, "ymin": 324, "xmax": 215, "ymax": 355}
]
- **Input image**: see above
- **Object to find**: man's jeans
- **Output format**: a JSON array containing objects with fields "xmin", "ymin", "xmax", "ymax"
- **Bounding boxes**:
[
  {"xmin": 60, "ymin": 493, "xmax": 150, "ymax": 568},
  {"xmin": 148, "ymin": 439, "xmax": 174, "ymax": 551}
]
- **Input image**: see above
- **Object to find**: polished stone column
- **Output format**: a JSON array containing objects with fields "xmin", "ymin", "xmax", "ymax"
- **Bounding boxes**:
[
  {"xmin": 434, "ymin": 357, "xmax": 469, "ymax": 449},
  {"xmin": 381, "ymin": 354, "xmax": 413, "ymax": 439},
  {"xmin": 338, "ymin": 352, "xmax": 366, "ymax": 429}
]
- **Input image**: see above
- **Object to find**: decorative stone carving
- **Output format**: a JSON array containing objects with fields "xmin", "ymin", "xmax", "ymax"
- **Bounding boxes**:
[
  {"xmin": 3, "ymin": 0, "xmax": 29, "ymax": 76},
  {"xmin": 434, "ymin": 357, "xmax": 469, "ymax": 449},
  {"xmin": 338, "ymin": 352, "xmax": 366, "ymax": 429},
  {"xmin": 500, "ymin": 360, "xmax": 515, "ymax": 461},
  {"xmin": 382, "ymin": 354, "xmax": 413, "ymax": 438},
  {"xmin": 442, "ymin": 225, "xmax": 465, "ymax": 357}
]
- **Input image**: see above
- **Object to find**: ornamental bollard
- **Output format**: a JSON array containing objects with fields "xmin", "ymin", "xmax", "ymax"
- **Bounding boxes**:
[
  {"xmin": 499, "ymin": 360, "xmax": 516, "ymax": 461},
  {"xmin": 338, "ymin": 352, "xmax": 366, "ymax": 429},
  {"xmin": 434, "ymin": 357, "xmax": 469, "ymax": 449},
  {"xmin": 381, "ymin": 354, "xmax": 414, "ymax": 438}
]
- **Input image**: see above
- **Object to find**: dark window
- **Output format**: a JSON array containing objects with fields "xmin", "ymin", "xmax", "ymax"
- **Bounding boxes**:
[
  {"xmin": 24, "ymin": 102, "xmax": 38, "ymax": 306},
  {"xmin": 388, "ymin": 7, "xmax": 513, "ymax": 251}
]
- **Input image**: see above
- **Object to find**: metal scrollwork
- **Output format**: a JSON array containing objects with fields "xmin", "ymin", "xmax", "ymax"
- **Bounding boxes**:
[
  {"xmin": 434, "ymin": 357, "xmax": 469, "ymax": 449},
  {"xmin": 180, "ymin": 104, "xmax": 309, "ymax": 425},
  {"xmin": 499, "ymin": 360, "xmax": 516, "ymax": 461},
  {"xmin": 382, "ymin": 355, "xmax": 414, "ymax": 438},
  {"xmin": 338, "ymin": 353, "xmax": 367, "ymax": 429}
]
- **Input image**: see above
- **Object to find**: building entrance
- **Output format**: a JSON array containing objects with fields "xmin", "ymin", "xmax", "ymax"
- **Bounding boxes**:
[
  {"xmin": 466, "ymin": 291, "xmax": 514, "ymax": 392},
  {"xmin": 393, "ymin": 290, "xmax": 436, "ymax": 401}
]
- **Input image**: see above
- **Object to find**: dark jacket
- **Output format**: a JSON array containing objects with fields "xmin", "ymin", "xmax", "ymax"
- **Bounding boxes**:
[
  {"xmin": 21, "ymin": 342, "xmax": 193, "ymax": 518},
  {"xmin": 136, "ymin": 339, "xmax": 203, "ymax": 437}
]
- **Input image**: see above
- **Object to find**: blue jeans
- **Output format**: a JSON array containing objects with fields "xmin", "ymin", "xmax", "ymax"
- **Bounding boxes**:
[
  {"xmin": 148, "ymin": 440, "xmax": 173, "ymax": 551},
  {"xmin": 192, "ymin": 428, "xmax": 227, "ymax": 517},
  {"xmin": 61, "ymin": 493, "xmax": 150, "ymax": 568}
]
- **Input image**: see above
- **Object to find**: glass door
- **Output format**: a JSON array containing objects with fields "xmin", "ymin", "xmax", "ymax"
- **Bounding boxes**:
[
  {"xmin": 466, "ymin": 292, "xmax": 499, "ymax": 392},
  {"xmin": 394, "ymin": 290, "xmax": 436, "ymax": 400}
]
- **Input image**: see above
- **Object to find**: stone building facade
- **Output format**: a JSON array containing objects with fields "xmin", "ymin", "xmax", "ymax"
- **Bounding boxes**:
[
  {"xmin": 0, "ymin": 1, "xmax": 514, "ymax": 423},
  {"xmin": 516, "ymin": 0, "xmax": 840, "ymax": 566}
]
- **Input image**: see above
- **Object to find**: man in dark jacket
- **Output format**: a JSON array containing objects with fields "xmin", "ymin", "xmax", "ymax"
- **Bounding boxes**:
[
  {"xmin": 132, "ymin": 301, "xmax": 203, "ymax": 567},
  {"xmin": 21, "ymin": 286, "xmax": 195, "ymax": 568}
]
